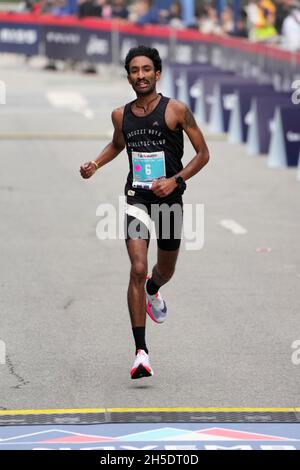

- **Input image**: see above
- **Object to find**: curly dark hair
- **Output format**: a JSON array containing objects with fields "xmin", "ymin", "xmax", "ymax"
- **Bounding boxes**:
[{"xmin": 124, "ymin": 45, "xmax": 162, "ymax": 74}]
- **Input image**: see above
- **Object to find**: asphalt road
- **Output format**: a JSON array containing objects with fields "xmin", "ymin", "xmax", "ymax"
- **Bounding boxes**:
[{"xmin": 0, "ymin": 55, "xmax": 299, "ymax": 410}]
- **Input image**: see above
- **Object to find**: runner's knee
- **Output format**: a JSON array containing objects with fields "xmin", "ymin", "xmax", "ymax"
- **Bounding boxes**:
[{"xmin": 130, "ymin": 262, "xmax": 147, "ymax": 283}]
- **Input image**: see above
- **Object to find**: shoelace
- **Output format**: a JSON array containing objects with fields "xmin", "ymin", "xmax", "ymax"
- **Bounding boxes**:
[
  {"xmin": 149, "ymin": 292, "xmax": 164, "ymax": 310},
  {"xmin": 134, "ymin": 351, "xmax": 148, "ymax": 367}
]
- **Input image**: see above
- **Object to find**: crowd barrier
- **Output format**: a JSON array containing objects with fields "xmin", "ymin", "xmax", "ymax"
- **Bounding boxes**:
[
  {"xmin": 228, "ymin": 85, "xmax": 274, "ymax": 144},
  {"xmin": 164, "ymin": 63, "xmax": 300, "ymax": 180},
  {"xmin": 1, "ymin": 13, "xmax": 299, "ymax": 179},
  {"xmin": 246, "ymin": 93, "xmax": 292, "ymax": 155},
  {"xmin": 268, "ymin": 107, "xmax": 300, "ymax": 168},
  {"xmin": 0, "ymin": 12, "xmax": 300, "ymax": 83}
]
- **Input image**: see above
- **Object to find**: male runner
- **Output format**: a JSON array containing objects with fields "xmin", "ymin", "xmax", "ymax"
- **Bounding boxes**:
[{"xmin": 80, "ymin": 45, "xmax": 209, "ymax": 380}]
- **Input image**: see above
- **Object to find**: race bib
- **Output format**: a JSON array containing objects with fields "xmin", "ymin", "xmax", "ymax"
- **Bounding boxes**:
[{"xmin": 132, "ymin": 151, "xmax": 166, "ymax": 184}]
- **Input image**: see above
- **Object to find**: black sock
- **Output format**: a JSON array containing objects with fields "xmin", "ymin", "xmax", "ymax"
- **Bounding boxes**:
[
  {"xmin": 132, "ymin": 327, "xmax": 148, "ymax": 354},
  {"xmin": 146, "ymin": 278, "xmax": 160, "ymax": 295}
]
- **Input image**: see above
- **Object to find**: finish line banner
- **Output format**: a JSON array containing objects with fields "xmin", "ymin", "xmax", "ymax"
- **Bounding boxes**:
[{"xmin": 0, "ymin": 423, "xmax": 300, "ymax": 450}]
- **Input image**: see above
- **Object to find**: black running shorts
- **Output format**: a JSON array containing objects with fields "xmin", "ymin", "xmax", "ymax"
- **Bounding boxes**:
[{"xmin": 125, "ymin": 195, "xmax": 183, "ymax": 251}]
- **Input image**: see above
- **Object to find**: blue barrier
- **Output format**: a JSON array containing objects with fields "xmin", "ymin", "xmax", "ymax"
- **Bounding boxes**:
[
  {"xmin": 169, "ymin": 64, "xmax": 216, "ymax": 110},
  {"xmin": 1, "ymin": 14, "xmax": 300, "ymax": 180},
  {"xmin": 192, "ymin": 71, "xmax": 235, "ymax": 124},
  {"xmin": 0, "ymin": 21, "xmax": 40, "ymax": 55},
  {"xmin": 246, "ymin": 94, "xmax": 291, "ymax": 156},
  {"xmin": 43, "ymin": 26, "xmax": 112, "ymax": 63},
  {"xmin": 228, "ymin": 85, "xmax": 275, "ymax": 144},
  {"xmin": 208, "ymin": 79, "xmax": 261, "ymax": 133},
  {"xmin": 1, "ymin": 13, "xmax": 299, "ymax": 83},
  {"xmin": 268, "ymin": 106, "xmax": 300, "ymax": 168}
]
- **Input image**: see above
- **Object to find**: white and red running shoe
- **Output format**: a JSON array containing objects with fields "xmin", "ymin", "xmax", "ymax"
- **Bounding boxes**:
[
  {"xmin": 130, "ymin": 349, "xmax": 154, "ymax": 380},
  {"xmin": 145, "ymin": 278, "xmax": 167, "ymax": 324}
]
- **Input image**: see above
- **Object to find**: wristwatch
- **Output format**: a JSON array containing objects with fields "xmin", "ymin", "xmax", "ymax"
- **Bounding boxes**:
[{"xmin": 175, "ymin": 175, "xmax": 186, "ymax": 191}]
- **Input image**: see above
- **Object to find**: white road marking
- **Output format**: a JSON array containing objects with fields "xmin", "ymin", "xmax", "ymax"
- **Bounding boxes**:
[
  {"xmin": 46, "ymin": 91, "xmax": 95, "ymax": 119},
  {"xmin": 256, "ymin": 247, "xmax": 272, "ymax": 253},
  {"xmin": 219, "ymin": 219, "xmax": 248, "ymax": 235}
]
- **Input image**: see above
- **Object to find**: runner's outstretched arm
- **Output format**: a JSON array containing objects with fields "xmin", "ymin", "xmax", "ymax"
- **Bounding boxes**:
[{"xmin": 80, "ymin": 107, "xmax": 125, "ymax": 179}]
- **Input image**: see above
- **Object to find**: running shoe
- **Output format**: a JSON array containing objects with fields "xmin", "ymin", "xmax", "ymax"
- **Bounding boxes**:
[
  {"xmin": 130, "ymin": 349, "xmax": 154, "ymax": 379},
  {"xmin": 145, "ymin": 277, "xmax": 167, "ymax": 324}
]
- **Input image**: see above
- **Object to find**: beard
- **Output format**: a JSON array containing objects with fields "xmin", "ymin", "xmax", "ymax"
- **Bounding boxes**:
[{"xmin": 132, "ymin": 81, "xmax": 156, "ymax": 96}]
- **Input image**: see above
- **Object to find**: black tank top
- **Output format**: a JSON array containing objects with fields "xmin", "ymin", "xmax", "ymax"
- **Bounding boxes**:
[{"xmin": 122, "ymin": 94, "xmax": 184, "ymax": 203}]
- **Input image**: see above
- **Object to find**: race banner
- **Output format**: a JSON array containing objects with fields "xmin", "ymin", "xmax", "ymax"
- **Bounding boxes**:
[{"xmin": 0, "ymin": 22, "xmax": 40, "ymax": 55}]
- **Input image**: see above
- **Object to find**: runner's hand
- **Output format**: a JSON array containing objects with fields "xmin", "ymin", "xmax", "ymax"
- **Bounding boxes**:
[
  {"xmin": 80, "ymin": 161, "xmax": 97, "ymax": 179},
  {"xmin": 151, "ymin": 177, "xmax": 177, "ymax": 198}
]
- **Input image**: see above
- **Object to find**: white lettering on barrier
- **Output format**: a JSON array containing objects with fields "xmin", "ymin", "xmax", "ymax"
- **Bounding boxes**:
[
  {"xmin": 223, "ymin": 93, "xmax": 236, "ymax": 110},
  {"xmin": 244, "ymin": 111, "xmax": 254, "ymax": 125},
  {"xmin": 86, "ymin": 36, "xmax": 109, "ymax": 56},
  {"xmin": 46, "ymin": 32, "xmax": 80, "ymax": 44},
  {"xmin": 0, "ymin": 28, "xmax": 37, "ymax": 44},
  {"xmin": 269, "ymin": 119, "xmax": 275, "ymax": 132},
  {"xmin": 151, "ymin": 42, "xmax": 168, "ymax": 60},
  {"xmin": 291, "ymin": 80, "xmax": 300, "ymax": 105},
  {"xmin": 175, "ymin": 45, "xmax": 192, "ymax": 64},
  {"xmin": 190, "ymin": 82, "xmax": 202, "ymax": 98},
  {"xmin": 286, "ymin": 131, "xmax": 300, "ymax": 142}
]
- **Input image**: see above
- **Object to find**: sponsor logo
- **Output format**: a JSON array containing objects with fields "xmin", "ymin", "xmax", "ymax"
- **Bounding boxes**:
[
  {"xmin": 46, "ymin": 32, "xmax": 80, "ymax": 45},
  {"xmin": 190, "ymin": 82, "xmax": 202, "ymax": 98},
  {"xmin": 0, "ymin": 28, "xmax": 37, "ymax": 45},
  {"xmin": 174, "ymin": 45, "xmax": 192, "ymax": 64},
  {"xmin": 269, "ymin": 119, "xmax": 275, "ymax": 132},
  {"xmin": 86, "ymin": 36, "xmax": 109, "ymax": 56},
  {"xmin": 194, "ymin": 44, "xmax": 208, "ymax": 64},
  {"xmin": 223, "ymin": 94, "xmax": 236, "ymax": 110},
  {"xmin": 286, "ymin": 131, "xmax": 300, "ymax": 142},
  {"xmin": 291, "ymin": 80, "xmax": 300, "ymax": 105},
  {"xmin": 244, "ymin": 111, "xmax": 254, "ymax": 125}
]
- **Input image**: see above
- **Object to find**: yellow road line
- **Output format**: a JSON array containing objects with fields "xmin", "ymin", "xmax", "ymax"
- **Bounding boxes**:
[
  {"xmin": 0, "ymin": 408, "xmax": 105, "ymax": 415},
  {"xmin": 0, "ymin": 407, "xmax": 298, "ymax": 415},
  {"xmin": 107, "ymin": 408, "xmax": 297, "ymax": 413}
]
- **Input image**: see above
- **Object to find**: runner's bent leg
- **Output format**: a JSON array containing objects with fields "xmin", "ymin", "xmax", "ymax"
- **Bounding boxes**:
[
  {"xmin": 151, "ymin": 247, "xmax": 180, "ymax": 289},
  {"xmin": 147, "ymin": 200, "xmax": 182, "ymax": 293}
]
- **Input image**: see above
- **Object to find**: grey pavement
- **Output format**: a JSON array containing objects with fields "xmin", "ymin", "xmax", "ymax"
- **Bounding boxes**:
[{"xmin": 0, "ymin": 56, "xmax": 299, "ymax": 409}]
